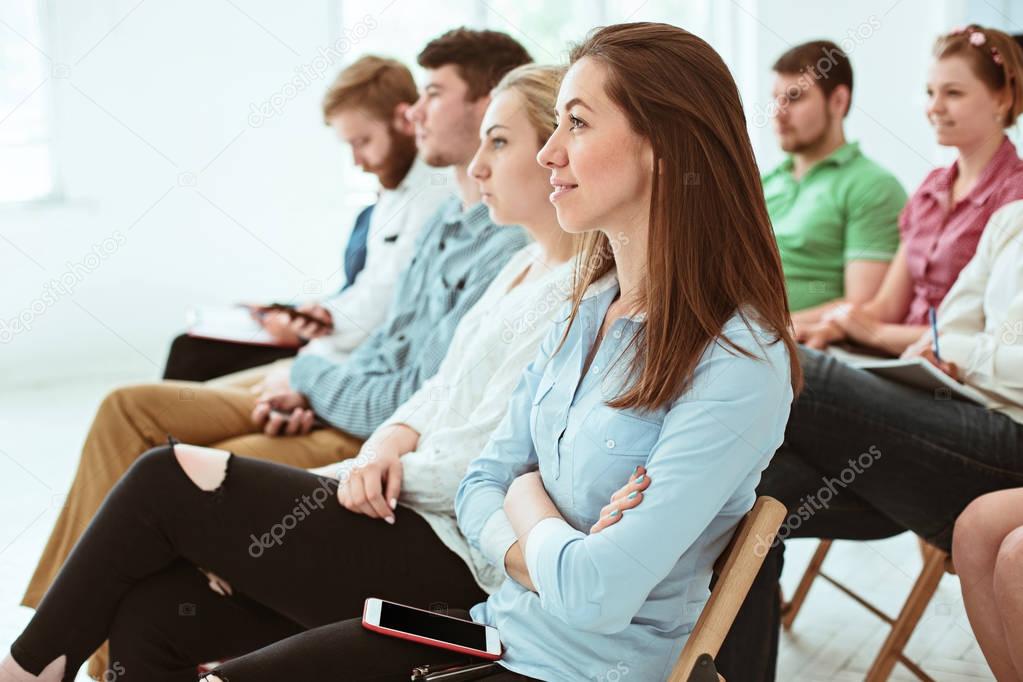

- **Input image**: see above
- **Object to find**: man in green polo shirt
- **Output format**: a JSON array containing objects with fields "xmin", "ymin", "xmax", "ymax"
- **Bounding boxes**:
[{"xmin": 762, "ymin": 40, "xmax": 906, "ymax": 320}]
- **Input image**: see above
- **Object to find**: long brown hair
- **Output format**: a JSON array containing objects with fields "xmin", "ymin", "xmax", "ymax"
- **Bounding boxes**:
[{"xmin": 563, "ymin": 22, "xmax": 802, "ymax": 410}]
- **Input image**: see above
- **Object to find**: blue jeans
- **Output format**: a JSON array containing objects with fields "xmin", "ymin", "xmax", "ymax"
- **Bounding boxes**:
[{"xmin": 716, "ymin": 347, "xmax": 1023, "ymax": 682}]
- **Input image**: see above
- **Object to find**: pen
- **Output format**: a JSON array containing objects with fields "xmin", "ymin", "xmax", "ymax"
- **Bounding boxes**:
[{"xmin": 929, "ymin": 306, "xmax": 942, "ymax": 363}]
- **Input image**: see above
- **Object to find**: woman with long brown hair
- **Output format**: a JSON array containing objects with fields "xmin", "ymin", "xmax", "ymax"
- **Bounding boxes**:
[{"xmin": 2, "ymin": 23, "xmax": 798, "ymax": 682}]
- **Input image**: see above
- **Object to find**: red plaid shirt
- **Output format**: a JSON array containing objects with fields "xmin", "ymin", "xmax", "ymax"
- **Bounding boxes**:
[{"xmin": 899, "ymin": 136, "xmax": 1023, "ymax": 324}]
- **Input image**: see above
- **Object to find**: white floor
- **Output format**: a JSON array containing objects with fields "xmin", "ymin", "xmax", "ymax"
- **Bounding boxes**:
[{"xmin": 0, "ymin": 380, "xmax": 995, "ymax": 681}]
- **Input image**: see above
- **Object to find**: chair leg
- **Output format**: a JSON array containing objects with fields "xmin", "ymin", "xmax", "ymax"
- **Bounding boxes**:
[
  {"xmin": 864, "ymin": 545, "xmax": 948, "ymax": 682},
  {"xmin": 781, "ymin": 539, "xmax": 833, "ymax": 630}
]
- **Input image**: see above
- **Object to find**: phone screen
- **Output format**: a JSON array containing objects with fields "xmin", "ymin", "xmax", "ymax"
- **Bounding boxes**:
[{"xmin": 378, "ymin": 601, "xmax": 487, "ymax": 650}]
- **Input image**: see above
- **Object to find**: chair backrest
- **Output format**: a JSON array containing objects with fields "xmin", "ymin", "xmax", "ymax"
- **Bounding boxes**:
[{"xmin": 667, "ymin": 496, "xmax": 787, "ymax": 682}]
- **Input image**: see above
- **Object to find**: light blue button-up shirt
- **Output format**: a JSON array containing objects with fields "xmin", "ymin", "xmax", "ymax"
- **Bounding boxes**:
[{"xmin": 455, "ymin": 273, "xmax": 793, "ymax": 682}]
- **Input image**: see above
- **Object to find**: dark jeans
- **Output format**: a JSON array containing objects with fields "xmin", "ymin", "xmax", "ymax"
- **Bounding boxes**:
[
  {"xmin": 162, "ymin": 333, "xmax": 298, "ymax": 382},
  {"xmin": 11, "ymin": 445, "xmax": 535, "ymax": 681},
  {"xmin": 717, "ymin": 347, "xmax": 1023, "ymax": 682}
]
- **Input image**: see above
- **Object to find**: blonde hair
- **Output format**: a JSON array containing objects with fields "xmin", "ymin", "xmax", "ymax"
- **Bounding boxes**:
[
  {"xmin": 491, "ymin": 63, "xmax": 567, "ymax": 144},
  {"xmin": 321, "ymin": 55, "xmax": 417, "ymax": 124},
  {"xmin": 934, "ymin": 25, "xmax": 1023, "ymax": 127}
]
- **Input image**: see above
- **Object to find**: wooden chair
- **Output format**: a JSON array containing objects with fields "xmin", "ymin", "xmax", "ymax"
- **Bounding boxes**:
[
  {"xmin": 668, "ymin": 496, "xmax": 788, "ymax": 682},
  {"xmin": 781, "ymin": 537, "xmax": 956, "ymax": 682}
]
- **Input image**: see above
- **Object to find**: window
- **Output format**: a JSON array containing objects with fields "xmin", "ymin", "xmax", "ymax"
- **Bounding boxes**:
[{"xmin": 0, "ymin": 0, "xmax": 55, "ymax": 203}]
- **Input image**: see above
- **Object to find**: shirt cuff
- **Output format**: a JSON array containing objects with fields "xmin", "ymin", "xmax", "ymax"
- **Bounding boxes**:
[
  {"xmin": 479, "ymin": 509, "xmax": 519, "ymax": 572},
  {"xmin": 523, "ymin": 517, "xmax": 582, "ymax": 593}
]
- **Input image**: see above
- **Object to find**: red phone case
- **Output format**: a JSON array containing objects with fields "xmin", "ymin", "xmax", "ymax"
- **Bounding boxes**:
[{"xmin": 361, "ymin": 599, "xmax": 502, "ymax": 661}]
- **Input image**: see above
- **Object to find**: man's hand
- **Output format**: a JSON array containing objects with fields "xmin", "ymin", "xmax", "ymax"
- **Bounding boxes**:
[
  {"xmin": 289, "ymin": 304, "xmax": 333, "ymax": 340},
  {"xmin": 251, "ymin": 390, "xmax": 315, "ymax": 436},
  {"xmin": 253, "ymin": 364, "xmax": 292, "ymax": 401},
  {"xmin": 336, "ymin": 440, "xmax": 404, "ymax": 524},
  {"xmin": 590, "ymin": 466, "xmax": 651, "ymax": 533},
  {"xmin": 260, "ymin": 310, "xmax": 303, "ymax": 345}
]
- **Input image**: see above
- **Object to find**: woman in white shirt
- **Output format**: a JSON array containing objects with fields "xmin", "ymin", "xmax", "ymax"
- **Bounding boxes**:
[{"xmin": 940, "ymin": 200, "xmax": 1023, "ymax": 682}]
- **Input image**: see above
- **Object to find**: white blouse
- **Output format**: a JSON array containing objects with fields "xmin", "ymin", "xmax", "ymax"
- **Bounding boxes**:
[
  {"xmin": 939, "ymin": 199, "xmax": 1023, "ymax": 423},
  {"xmin": 382, "ymin": 242, "xmax": 574, "ymax": 593}
]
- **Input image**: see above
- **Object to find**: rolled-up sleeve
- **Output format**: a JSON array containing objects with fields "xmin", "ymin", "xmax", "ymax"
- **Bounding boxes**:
[{"xmin": 520, "ymin": 329, "xmax": 792, "ymax": 634}]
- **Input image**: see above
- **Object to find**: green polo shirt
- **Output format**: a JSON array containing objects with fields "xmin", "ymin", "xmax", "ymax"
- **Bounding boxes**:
[{"xmin": 763, "ymin": 142, "xmax": 906, "ymax": 311}]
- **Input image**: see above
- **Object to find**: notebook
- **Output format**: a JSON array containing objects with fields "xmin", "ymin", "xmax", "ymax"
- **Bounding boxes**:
[
  {"xmin": 186, "ymin": 304, "xmax": 300, "ymax": 348},
  {"xmin": 827, "ymin": 346, "xmax": 989, "ymax": 406}
]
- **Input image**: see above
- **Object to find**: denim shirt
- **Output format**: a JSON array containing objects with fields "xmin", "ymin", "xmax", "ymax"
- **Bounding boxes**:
[
  {"xmin": 455, "ymin": 273, "xmax": 793, "ymax": 682},
  {"xmin": 291, "ymin": 198, "xmax": 528, "ymax": 437}
]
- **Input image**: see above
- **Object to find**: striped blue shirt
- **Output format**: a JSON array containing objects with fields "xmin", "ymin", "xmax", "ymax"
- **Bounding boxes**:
[
  {"xmin": 291, "ymin": 197, "xmax": 528, "ymax": 438},
  {"xmin": 455, "ymin": 273, "xmax": 793, "ymax": 681}
]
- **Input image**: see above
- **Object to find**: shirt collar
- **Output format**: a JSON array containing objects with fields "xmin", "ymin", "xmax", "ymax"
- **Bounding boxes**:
[
  {"xmin": 440, "ymin": 197, "xmax": 492, "ymax": 235},
  {"xmin": 923, "ymin": 136, "xmax": 1017, "ymax": 207},
  {"xmin": 771, "ymin": 141, "xmax": 861, "ymax": 179},
  {"xmin": 580, "ymin": 271, "xmax": 646, "ymax": 322},
  {"xmin": 968, "ymin": 136, "xmax": 1017, "ymax": 207}
]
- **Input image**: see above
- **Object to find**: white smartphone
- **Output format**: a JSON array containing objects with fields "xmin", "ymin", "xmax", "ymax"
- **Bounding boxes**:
[{"xmin": 362, "ymin": 598, "xmax": 502, "ymax": 660}]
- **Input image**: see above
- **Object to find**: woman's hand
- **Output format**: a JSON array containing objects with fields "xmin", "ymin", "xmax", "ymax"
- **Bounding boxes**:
[
  {"xmin": 336, "ymin": 441, "xmax": 403, "ymax": 524},
  {"xmin": 901, "ymin": 331, "xmax": 960, "ymax": 379},
  {"xmin": 590, "ymin": 466, "xmax": 651, "ymax": 533},
  {"xmin": 198, "ymin": 567, "xmax": 234, "ymax": 597},
  {"xmin": 918, "ymin": 347, "xmax": 960, "ymax": 381},
  {"xmin": 826, "ymin": 303, "xmax": 883, "ymax": 347},
  {"xmin": 798, "ymin": 319, "xmax": 846, "ymax": 350}
]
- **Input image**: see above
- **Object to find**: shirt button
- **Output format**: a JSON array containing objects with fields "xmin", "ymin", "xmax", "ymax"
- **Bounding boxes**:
[
  {"xmin": 613, "ymin": 330, "xmax": 622, "ymax": 339},
  {"xmin": 592, "ymin": 365, "xmax": 600, "ymax": 373},
  {"xmin": 606, "ymin": 439, "xmax": 616, "ymax": 449}
]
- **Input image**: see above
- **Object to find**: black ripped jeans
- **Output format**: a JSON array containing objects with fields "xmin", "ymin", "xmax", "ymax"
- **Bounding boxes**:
[{"xmin": 11, "ymin": 445, "xmax": 536, "ymax": 681}]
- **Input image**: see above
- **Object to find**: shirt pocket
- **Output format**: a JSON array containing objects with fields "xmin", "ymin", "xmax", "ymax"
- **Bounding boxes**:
[
  {"xmin": 593, "ymin": 409, "xmax": 663, "ymax": 456},
  {"xmin": 574, "ymin": 407, "xmax": 663, "ymax": 520}
]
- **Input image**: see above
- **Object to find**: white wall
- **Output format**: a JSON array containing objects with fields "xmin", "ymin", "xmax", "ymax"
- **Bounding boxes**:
[
  {"xmin": 3, "ymin": 0, "xmax": 1017, "ymax": 388},
  {"xmin": 2, "ymin": 0, "xmax": 372, "ymax": 386}
]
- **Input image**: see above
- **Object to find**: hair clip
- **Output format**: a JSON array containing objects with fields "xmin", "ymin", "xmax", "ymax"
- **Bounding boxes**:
[
  {"xmin": 950, "ymin": 25, "xmax": 968, "ymax": 35},
  {"xmin": 991, "ymin": 46, "xmax": 1004, "ymax": 65},
  {"xmin": 969, "ymin": 31, "xmax": 987, "ymax": 46}
]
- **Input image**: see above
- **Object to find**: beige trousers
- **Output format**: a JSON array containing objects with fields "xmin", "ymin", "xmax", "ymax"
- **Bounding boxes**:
[{"xmin": 20, "ymin": 380, "xmax": 362, "ymax": 678}]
